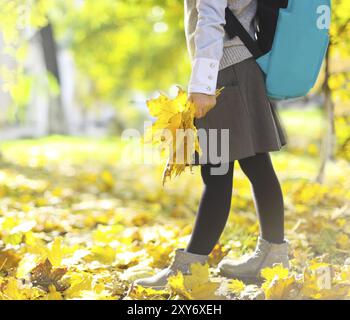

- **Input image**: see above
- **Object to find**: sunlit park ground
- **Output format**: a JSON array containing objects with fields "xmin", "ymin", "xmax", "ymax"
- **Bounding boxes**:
[{"xmin": 0, "ymin": 107, "xmax": 350, "ymax": 300}]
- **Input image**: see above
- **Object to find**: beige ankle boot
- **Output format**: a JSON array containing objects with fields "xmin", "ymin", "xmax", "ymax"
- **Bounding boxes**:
[
  {"xmin": 218, "ymin": 237, "xmax": 290, "ymax": 284},
  {"xmin": 132, "ymin": 248, "xmax": 208, "ymax": 290}
]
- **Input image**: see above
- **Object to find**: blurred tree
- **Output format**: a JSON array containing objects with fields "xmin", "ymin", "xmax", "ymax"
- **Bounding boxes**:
[
  {"xmin": 317, "ymin": 0, "xmax": 350, "ymax": 182},
  {"xmin": 0, "ymin": 0, "xmax": 190, "ymax": 132},
  {"xmin": 39, "ymin": 22, "xmax": 67, "ymax": 134},
  {"xmin": 0, "ymin": 0, "xmax": 64, "ymax": 133},
  {"xmin": 50, "ymin": 0, "xmax": 189, "ymax": 106}
]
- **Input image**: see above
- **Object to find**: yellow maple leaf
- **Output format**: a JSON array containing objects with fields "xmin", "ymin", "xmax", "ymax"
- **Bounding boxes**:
[
  {"xmin": 65, "ymin": 271, "xmax": 93, "ymax": 299},
  {"xmin": 144, "ymin": 85, "xmax": 224, "ymax": 185},
  {"xmin": 263, "ymin": 276, "xmax": 298, "ymax": 300},
  {"xmin": 46, "ymin": 237, "xmax": 64, "ymax": 267},
  {"xmin": 2, "ymin": 277, "xmax": 26, "ymax": 300},
  {"xmin": 90, "ymin": 245, "xmax": 116, "ymax": 264},
  {"xmin": 46, "ymin": 285, "xmax": 63, "ymax": 300},
  {"xmin": 167, "ymin": 262, "xmax": 221, "ymax": 300},
  {"xmin": 1, "ymin": 277, "xmax": 42, "ymax": 300},
  {"xmin": 0, "ymin": 249, "xmax": 20, "ymax": 274},
  {"xmin": 261, "ymin": 263, "xmax": 289, "ymax": 282},
  {"xmin": 261, "ymin": 264, "xmax": 294, "ymax": 299},
  {"xmin": 190, "ymin": 281, "xmax": 221, "ymax": 300},
  {"xmin": 227, "ymin": 279, "xmax": 246, "ymax": 295},
  {"xmin": 128, "ymin": 283, "xmax": 170, "ymax": 300},
  {"xmin": 167, "ymin": 271, "xmax": 193, "ymax": 300},
  {"xmin": 30, "ymin": 258, "xmax": 68, "ymax": 292},
  {"xmin": 183, "ymin": 262, "xmax": 210, "ymax": 289},
  {"xmin": 260, "ymin": 263, "xmax": 302, "ymax": 300}
]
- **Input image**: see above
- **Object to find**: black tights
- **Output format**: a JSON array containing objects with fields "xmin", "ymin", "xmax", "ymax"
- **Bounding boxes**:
[{"xmin": 186, "ymin": 152, "xmax": 284, "ymax": 255}]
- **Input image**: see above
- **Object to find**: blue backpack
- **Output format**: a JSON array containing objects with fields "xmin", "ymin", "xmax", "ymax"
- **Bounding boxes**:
[{"xmin": 224, "ymin": 0, "xmax": 331, "ymax": 100}]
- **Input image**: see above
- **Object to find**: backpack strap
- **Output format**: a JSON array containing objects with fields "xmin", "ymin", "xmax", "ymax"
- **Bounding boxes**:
[{"xmin": 224, "ymin": 7, "xmax": 263, "ymax": 59}]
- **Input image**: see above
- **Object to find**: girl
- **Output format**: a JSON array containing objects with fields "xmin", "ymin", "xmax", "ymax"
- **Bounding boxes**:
[{"xmin": 134, "ymin": 0, "xmax": 289, "ymax": 288}]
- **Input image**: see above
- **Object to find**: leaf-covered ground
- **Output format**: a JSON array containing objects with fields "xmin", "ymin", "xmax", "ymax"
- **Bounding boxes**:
[{"xmin": 0, "ymin": 135, "xmax": 349, "ymax": 300}]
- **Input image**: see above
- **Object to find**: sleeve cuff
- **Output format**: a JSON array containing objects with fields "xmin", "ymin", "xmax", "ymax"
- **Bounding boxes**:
[{"xmin": 188, "ymin": 57, "xmax": 219, "ymax": 95}]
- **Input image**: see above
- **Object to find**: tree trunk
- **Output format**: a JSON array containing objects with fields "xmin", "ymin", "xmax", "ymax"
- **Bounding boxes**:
[
  {"xmin": 39, "ymin": 22, "xmax": 67, "ymax": 135},
  {"xmin": 316, "ymin": 45, "xmax": 336, "ymax": 183}
]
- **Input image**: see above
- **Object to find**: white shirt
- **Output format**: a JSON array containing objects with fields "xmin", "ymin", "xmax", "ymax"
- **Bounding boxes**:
[
  {"xmin": 185, "ymin": 0, "xmax": 257, "ymax": 95},
  {"xmin": 187, "ymin": 0, "xmax": 227, "ymax": 95}
]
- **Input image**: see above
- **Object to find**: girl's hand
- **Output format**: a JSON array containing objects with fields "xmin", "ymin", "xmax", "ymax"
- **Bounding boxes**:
[{"xmin": 188, "ymin": 93, "xmax": 216, "ymax": 119}]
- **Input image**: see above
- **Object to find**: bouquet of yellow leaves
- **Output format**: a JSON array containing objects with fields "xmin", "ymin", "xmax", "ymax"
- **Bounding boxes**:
[{"xmin": 143, "ymin": 86, "xmax": 224, "ymax": 185}]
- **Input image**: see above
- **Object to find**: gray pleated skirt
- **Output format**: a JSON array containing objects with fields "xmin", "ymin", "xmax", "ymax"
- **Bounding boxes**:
[{"xmin": 191, "ymin": 57, "xmax": 287, "ymax": 165}]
